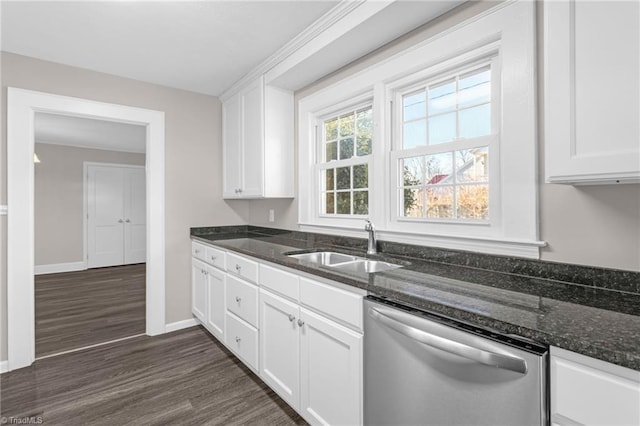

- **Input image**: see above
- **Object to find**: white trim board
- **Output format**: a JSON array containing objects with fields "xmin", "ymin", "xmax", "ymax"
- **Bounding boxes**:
[
  {"xmin": 34, "ymin": 261, "xmax": 87, "ymax": 275},
  {"xmin": 165, "ymin": 318, "xmax": 200, "ymax": 333},
  {"xmin": 7, "ymin": 87, "xmax": 166, "ymax": 372}
]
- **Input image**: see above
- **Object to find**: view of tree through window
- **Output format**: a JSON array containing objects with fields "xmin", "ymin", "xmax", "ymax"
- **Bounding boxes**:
[
  {"xmin": 400, "ymin": 147, "xmax": 489, "ymax": 220},
  {"xmin": 320, "ymin": 106, "xmax": 372, "ymax": 215},
  {"xmin": 398, "ymin": 65, "xmax": 492, "ymax": 221}
]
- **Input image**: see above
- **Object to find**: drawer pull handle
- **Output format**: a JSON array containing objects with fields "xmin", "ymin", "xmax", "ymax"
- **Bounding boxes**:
[
  {"xmin": 297, "ymin": 319, "xmax": 305, "ymax": 327},
  {"xmin": 235, "ymin": 296, "xmax": 242, "ymax": 303},
  {"xmin": 288, "ymin": 314, "xmax": 295, "ymax": 322},
  {"xmin": 235, "ymin": 336, "xmax": 241, "ymax": 343}
]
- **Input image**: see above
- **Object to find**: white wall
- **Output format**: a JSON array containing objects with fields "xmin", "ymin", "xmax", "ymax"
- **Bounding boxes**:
[
  {"xmin": 0, "ymin": 52, "xmax": 250, "ymax": 361},
  {"xmin": 248, "ymin": 1, "xmax": 640, "ymax": 272}
]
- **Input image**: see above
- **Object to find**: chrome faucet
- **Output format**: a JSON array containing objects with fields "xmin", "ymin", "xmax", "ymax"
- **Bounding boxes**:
[{"xmin": 364, "ymin": 220, "xmax": 377, "ymax": 255}]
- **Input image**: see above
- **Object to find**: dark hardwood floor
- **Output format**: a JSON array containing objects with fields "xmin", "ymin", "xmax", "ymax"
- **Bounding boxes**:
[
  {"xmin": 1, "ymin": 326, "xmax": 306, "ymax": 425},
  {"xmin": 35, "ymin": 264, "xmax": 146, "ymax": 358}
]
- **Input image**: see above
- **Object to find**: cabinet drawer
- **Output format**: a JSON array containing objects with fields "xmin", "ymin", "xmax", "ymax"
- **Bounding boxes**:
[
  {"xmin": 299, "ymin": 277, "xmax": 363, "ymax": 331},
  {"xmin": 551, "ymin": 350, "xmax": 640, "ymax": 425},
  {"xmin": 227, "ymin": 252, "xmax": 258, "ymax": 283},
  {"xmin": 192, "ymin": 242, "xmax": 207, "ymax": 262},
  {"xmin": 226, "ymin": 312, "xmax": 259, "ymax": 371},
  {"xmin": 226, "ymin": 274, "xmax": 258, "ymax": 327},
  {"xmin": 205, "ymin": 246, "xmax": 226, "ymax": 270},
  {"xmin": 259, "ymin": 263, "xmax": 299, "ymax": 301}
]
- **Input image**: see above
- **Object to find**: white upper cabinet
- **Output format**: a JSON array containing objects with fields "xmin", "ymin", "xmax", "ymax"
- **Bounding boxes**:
[
  {"xmin": 544, "ymin": 0, "xmax": 640, "ymax": 184},
  {"xmin": 222, "ymin": 75, "xmax": 294, "ymax": 198}
]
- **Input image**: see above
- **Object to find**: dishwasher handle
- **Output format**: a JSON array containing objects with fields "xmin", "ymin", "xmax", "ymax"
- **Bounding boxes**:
[{"xmin": 369, "ymin": 306, "xmax": 528, "ymax": 374}]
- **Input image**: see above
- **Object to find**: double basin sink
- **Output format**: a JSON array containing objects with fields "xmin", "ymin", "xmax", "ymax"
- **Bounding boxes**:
[{"xmin": 287, "ymin": 251, "xmax": 403, "ymax": 274}]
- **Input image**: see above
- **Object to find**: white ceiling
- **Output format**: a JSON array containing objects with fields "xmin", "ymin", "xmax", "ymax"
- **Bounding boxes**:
[
  {"xmin": 8, "ymin": 1, "xmax": 466, "ymax": 152},
  {"xmin": 35, "ymin": 113, "xmax": 147, "ymax": 153},
  {"xmin": 1, "ymin": 1, "xmax": 339, "ymax": 96}
]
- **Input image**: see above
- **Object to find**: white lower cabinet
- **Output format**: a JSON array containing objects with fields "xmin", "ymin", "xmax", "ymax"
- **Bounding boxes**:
[
  {"xmin": 299, "ymin": 307, "xmax": 362, "ymax": 426},
  {"xmin": 259, "ymin": 289, "xmax": 300, "ymax": 408},
  {"xmin": 259, "ymin": 286, "xmax": 363, "ymax": 426},
  {"xmin": 226, "ymin": 311, "xmax": 259, "ymax": 372},
  {"xmin": 192, "ymin": 243, "xmax": 365, "ymax": 425},
  {"xmin": 551, "ymin": 346, "xmax": 640, "ymax": 426},
  {"xmin": 205, "ymin": 265, "xmax": 225, "ymax": 340},
  {"xmin": 191, "ymin": 258, "xmax": 207, "ymax": 322}
]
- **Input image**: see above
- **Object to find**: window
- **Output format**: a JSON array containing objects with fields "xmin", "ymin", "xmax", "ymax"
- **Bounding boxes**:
[
  {"xmin": 394, "ymin": 64, "xmax": 495, "ymax": 223},
  {"xmin": 319, "ymin": 106, "xmax": 373, "ymax": 216},
  {"xmin": 298, "ymin": 1, "xmax": 540, "ymax": 258}
]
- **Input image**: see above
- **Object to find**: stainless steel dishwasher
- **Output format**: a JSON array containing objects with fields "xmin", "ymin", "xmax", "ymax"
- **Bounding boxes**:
[{"xmin": 364, "ymin": 296, "xmax": 548, "ymax": 426}]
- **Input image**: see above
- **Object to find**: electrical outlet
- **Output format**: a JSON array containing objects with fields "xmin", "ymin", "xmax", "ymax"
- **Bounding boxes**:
[{"xmin": 268, "ymin": 209, "xmax": 275, "ymax": 222}]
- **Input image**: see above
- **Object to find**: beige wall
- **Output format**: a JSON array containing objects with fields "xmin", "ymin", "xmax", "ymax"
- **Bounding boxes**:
[
  {"xmin": 1, "ymin": 52, "xmax": 249, "ymax": 361},
  {"xmin": 34, "ymin": 143, "xmax": 146, "ymax": 266},
  {"xmin": 248, "ymin": 0, "xmax": 640, "ymax": 272}
]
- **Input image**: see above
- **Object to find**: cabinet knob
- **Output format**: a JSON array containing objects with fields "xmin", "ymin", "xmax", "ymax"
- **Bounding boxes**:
[
  {"xmin": 288, "ymin": 314, "xmax": 295, "ymax": 322},
  {"xmin": 211, "ymin": 256, "xmax": 216, "ymax": 261},
  {"xmin": 118, "ymin": 219, "xmax": 124, "ymax": 223},
  {"xmin": 235, "ymin": 336, "xmax": 241, "ymax": 343},
  {"xmin": 125, "ymin": 219, "xmax": 131, "ymax": 223},
  {"xmin": 195, "ymin": 249, "xmax": 200, "ymax": 254},
  {"xmin": 235, "ymin": 264, "xmax": 241, "ymax": 272},
  {"xmin": 203, "ymin": 270, "xmax": 208, "ymax": 276},
  {"xmin": 235, "ymin": 296, "xmax": 242, "ymax": 303},
  {"xmin": 297, "ymin": 319, "xmax": 305, "ymax": 327}
]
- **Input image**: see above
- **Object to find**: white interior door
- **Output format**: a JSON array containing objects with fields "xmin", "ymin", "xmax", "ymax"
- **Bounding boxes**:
[
  {"xmin": 87, "ymin": 164, "xmax": 145, "ymax": 268},
  {"xmin": 124, "ymin": 167, "xmax": 146, "ymax": 264},
  {"xmin": 87, "ymin": 165, "xmax": 125, "ymax": 268}
]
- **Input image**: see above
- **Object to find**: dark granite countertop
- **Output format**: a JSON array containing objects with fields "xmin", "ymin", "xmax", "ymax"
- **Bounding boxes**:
[{"xmin": 191, "ymin": 226, "xmax": 640, "ymax": 371}]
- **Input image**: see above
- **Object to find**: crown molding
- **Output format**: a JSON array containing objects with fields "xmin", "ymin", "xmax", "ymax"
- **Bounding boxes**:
[{"xmin": 220, "ymin": 0, "xmax": 373, "ymax": 101}]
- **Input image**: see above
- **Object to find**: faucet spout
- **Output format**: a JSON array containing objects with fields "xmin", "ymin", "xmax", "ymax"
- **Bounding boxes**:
[{"xmin": 364, "ymin": 220, "xmax": 377, "ymax": 255}]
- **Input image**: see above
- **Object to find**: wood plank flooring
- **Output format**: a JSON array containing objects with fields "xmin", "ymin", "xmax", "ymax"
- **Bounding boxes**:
[
  {"xmin": 1, "ymin": 326, "xmax": 306, "ymax": 425},
  {"xmin": 35, "ymin": 264, "xmax": 146, "ymax": 358}
]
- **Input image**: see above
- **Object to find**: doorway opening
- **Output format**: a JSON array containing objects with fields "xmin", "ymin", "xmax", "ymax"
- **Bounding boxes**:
[
  {"xmin": 33, "ymin": 113, "xmax": 148, "ymax": 357},
  {"xmin": 7, "ymin": 88, "xmax": 166, "ymax": 371}
]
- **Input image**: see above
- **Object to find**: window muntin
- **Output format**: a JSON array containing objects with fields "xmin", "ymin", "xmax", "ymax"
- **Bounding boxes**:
[
  {"xmin": 395, "ymin": 64, "xmax": 494, "ymax": 222},
  {"xmin": 319, "ymin": 106, "xmax": 373, "ymax": 216},
  {"xmin": 399, "ymin": 147, "xmax": 489, "ymax": 220},
  {"xmin": 401, "ymin": 66, "xmax": 491, "ymax": 149}
]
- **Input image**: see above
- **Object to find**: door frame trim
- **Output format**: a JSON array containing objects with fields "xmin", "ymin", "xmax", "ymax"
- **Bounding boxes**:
[
  {"xmin": 84, "ymin": 162, "xmax": 145, "ymax": 268},
  {"xmin": 7, "ymin": 88, "xmax": 166, "ymax": 371}
]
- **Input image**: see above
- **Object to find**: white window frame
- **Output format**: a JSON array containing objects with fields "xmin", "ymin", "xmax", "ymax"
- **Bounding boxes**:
[
  {"xmin": 316, "ymin": 102, "xmax": 373, "ymax": 218},
  {"xmin": 298, "ymin": 1, "xmax": 544, "ymax": 258},
  {"xmin": 388, "ymin": 54, "xmax": 501, "ymax": 229}
]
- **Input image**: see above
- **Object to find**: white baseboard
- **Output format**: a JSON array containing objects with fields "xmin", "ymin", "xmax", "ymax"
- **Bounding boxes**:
[
  {"xmin": 0, "ymin": 360, "xmax": 8, "ymax": 374},
  {"xmin": 35, "ymin": 261, "xmax": 87, "ymax": 275},
  {"xmin": 165, "ymin": 318, "xmax": 200, "ymax": 333}
]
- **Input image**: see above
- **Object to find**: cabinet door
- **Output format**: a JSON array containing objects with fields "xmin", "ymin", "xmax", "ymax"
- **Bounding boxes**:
[
  {"xmin": 223, "ymin": 93, "xmax": 242, "ymax": 197},
  {"xmin": 551, "ymin": 347, "xmax": 640, "ymax": 426},
  {"xmin": 205, "ymin": 266, "xmax": 225, "ymax": 340},
  {"xmin": 259, "ymin": 289, "xmax": 300, "ymax": 410},
  {"xmin": 240, "ymin": 77, "xmax": 264, "ymax": 197},
  {"xmin": 545, "ymin": 0, "xmax": 640, "ymax": 183},
  {"xmin": 299, "ymin": 307, "xmax": 362, "ymax": 426},
  {"xmin": 191, "ymin": 259, "xmax": 207, "ymax": 322}
]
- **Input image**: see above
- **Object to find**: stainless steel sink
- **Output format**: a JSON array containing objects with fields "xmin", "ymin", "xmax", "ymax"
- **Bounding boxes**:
[
  {"xmin": 287, "ymin": 250, "xmax": 403, "ymax": 273},
  {"xmin": 331, "ymin": 259, "xmax": 403, "ymax": 274},
  {"xmin": 287, "ymin": 251, "xmax": 359, "ymax": 265}
]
